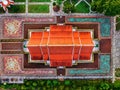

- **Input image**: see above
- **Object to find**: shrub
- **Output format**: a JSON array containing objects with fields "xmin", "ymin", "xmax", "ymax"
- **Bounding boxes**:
[
  {"xmin": 63, "ymin": 1, "xmax": 75, "ymax": 13},
  {"xmin": 53, "ymin": 2, "xmax": 56, "ymax": 6},
  {"xmin": 91, "ymin": 0, "xmax": 120, "ymax": 16}
]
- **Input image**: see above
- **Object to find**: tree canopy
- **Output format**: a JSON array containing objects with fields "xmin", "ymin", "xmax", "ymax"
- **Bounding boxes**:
[
  {"xmin": 1, "ymin": 79, "xmax": 120, "ymax": 90},
  {"xmin": 63, "ymin": 0, "xmax": 75, "ymax": 13},
  {"xmin": 91, "ymin": 0, "xmax": 120, "ymax": 16}
]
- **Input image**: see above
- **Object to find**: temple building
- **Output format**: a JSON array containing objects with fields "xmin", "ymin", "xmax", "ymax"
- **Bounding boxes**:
[{"xmin": 27, "ymin": 25, "xmax": 95, "ymax": 67}]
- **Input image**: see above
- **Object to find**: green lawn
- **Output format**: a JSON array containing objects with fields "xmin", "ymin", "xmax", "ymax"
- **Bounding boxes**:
[
  {"xmin": 28, "ymin": 0, "xmax": 51, "ymax": 2},
  {"xmin": 8, "ymin": 5, "xmax": 25, "ymax": 13},
  {"xmin": 75, "ymin": 1, "xmax": 89, "ymax": 13},
  {"xmin": 116, "ymin": 17, "xmax": 120, "ymax": 31},
  {"xmin": 28, "ymin": 5, "xmax": 49, "ymax": 13},
  {"xmin": 14, "ymin": 0, "xmax": 25, "ymax": 2}
]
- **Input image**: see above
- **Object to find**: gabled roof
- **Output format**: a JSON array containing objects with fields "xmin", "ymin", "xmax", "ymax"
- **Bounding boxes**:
[{"xmin": 27, "ymin": 25, "xmax": 94, "ymax": 67}]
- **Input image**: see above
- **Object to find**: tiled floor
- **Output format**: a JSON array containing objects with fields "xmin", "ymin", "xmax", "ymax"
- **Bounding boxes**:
[
  {"xmin": 100, "ymin": 39, "xmax": 111, "ymax": 53},
  {"xmin": 2, "ymin": 42, "xmax": 23, "ymax": 51}
]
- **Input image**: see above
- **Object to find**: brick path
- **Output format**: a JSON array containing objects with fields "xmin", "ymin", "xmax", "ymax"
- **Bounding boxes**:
[{"xmin": 2, "ymin": 42, "xmax": 23, "ymax": 51}]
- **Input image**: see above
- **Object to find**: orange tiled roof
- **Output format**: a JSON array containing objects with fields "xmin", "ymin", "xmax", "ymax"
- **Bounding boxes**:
[{"xmin": 27, "ymin": 25, "xmax": 94, "ymax": 67}]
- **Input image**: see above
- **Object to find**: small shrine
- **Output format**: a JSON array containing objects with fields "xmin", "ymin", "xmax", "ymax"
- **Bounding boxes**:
[{"xmin": 0, "ymin": 0, "xmax": 14, "ymax": 11}]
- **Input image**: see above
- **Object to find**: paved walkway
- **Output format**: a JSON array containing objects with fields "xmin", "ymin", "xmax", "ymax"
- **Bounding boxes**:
[
  {"xmin": 112, "ymin": 16, "xmax": 120, "ymax": 69},
  {"xmin": 113, "ymin": 30, "xmax": 120, "ymax": 68}
]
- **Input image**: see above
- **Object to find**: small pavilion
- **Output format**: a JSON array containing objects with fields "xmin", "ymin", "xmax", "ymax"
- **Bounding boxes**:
[{"xmin": 0, "ymin": 0, "xmax": 14, "ymax": 11}]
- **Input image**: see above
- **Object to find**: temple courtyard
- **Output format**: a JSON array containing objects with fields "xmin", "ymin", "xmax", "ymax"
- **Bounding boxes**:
[
  {"xmin": 0, "ymin": 14, "xmax": 117, "ymax": 83},
  {"xmin": 0, "ymin": 0, "xmax": 120, "ymax": 84}
]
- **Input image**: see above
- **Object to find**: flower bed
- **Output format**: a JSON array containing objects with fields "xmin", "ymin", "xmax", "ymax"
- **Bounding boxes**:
[
  {"xmin": 67, "ymin": 17, "xmax": 111, "ymax": 37},
  {"xmin": 3, "ymin": 18, "xmax": 23, "ymax": 38},
  {"xmin": 66, "ymin": 54, "xmax": 111, "ymax": 75},
  {"xmin": 3, "ymin": 56, "xmax": 22, "ymax": 74}
]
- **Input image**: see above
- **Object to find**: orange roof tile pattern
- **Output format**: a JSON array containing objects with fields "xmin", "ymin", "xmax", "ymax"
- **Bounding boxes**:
[{"xmin": 27, "ymin": 25, "xmax": 94, "ymax": 67}]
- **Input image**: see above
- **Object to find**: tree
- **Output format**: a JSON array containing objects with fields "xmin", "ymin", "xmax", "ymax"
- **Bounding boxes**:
[
  {"xmin": 53, "ymin": 80, "xmax": 58, "ymax": 87},
  {"xmin": 58, "ymin": 85, "xmax": 65, "ymax": 90},
  {"xmin": 64, "ymin": 86, "xmax": 70, "ymax": 90},
  {"xmin": 21, "ymin": 85, "xmax": 26, "ymax": 90},
  {"xmin": 56, "ymin": 0, "xmax": 62, "ymax": 5},
  {"xmin": 99, "ymin": 82, "xmax": 110, "ymax": 90},
  {"xmin": 53, "ymin": 1, "xmax": 60, "ymax": 12},
  {"xmin": 32, "ymin": 82, "xmax": 37, "ymax": 87},
  {"xmin": 53, "ymin": 5, "xmax": 60, "ymax": 12},
  {"xmin": 91, "ymin": 0, "xmax": 120, "ymax": 16},
  {"xmin": 113, "ymin": 80, "xmax": 120, "ymax": 89},
  {"xmin": 39, "ymin": 80, "xmax": 45, "ymax": 86},
  {"xmin": 64, "ymin": 80, "xmax": 72, "ymax": 88},
  {"xmin": 46, "ymin": 80, "xmax": 52, "ymax": 89},
  {"xmin": 63, "ymin": 1, "xmax": 75, "ymax": 13}
]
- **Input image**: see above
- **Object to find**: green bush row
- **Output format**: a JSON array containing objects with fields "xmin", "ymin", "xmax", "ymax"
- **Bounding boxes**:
[{"xmin": 1, "ymin": 79, "xmax": 120, "ymax": 90}]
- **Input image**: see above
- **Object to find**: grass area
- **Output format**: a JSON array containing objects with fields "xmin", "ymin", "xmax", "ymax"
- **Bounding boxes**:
[
  {"xmin": 0, "ymin": 7, "xmax": 5, "ymax": 14},
  {"xmin": 28, "ymin": 5, "xmax": 49, "ymax": 13},
  {"xmin": 14, "ymin": 0, "xmax": 25, "ymax": 2},
  {"xmin": 29, "ymin": 0, "xmax": 51, "ymax": 2},
  {"xmin": 8, "ymin": 5, "xmax": 25, "ymax": 13},
  {"xmin": 116, "ymin": 17, "xmax": 120, "ymax": 31},
  {"xmin": 75, "ymin": 1, "xmax": 89, "ymax": 13}
]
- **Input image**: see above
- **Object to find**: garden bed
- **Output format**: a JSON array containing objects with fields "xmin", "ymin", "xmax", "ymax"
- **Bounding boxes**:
[
  {"xmin": 8, "ymin": 5, "xmax": 25, "ymax": 13},
  {"xmin": 28, "ymin": 5, "xmax": 49, "ymax": 13},
  {"xmin": 28, "ymin": 0, "xmax": 51, "ymax": 2}
]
